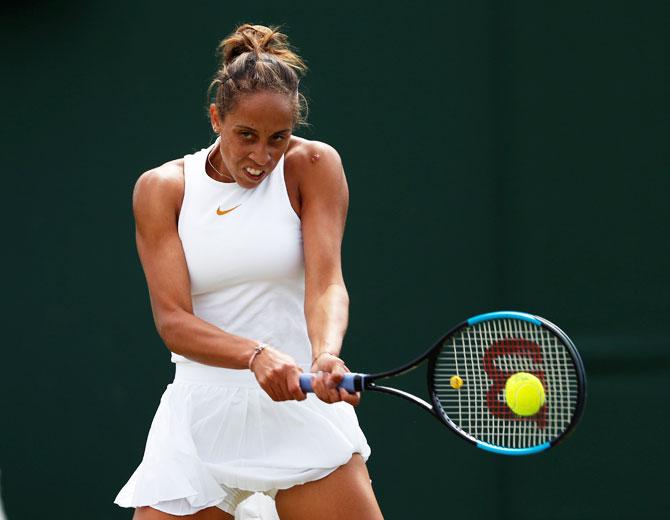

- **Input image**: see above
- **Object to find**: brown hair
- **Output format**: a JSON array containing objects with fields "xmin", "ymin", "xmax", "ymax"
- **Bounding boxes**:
[{"xmin": 208, "ymin": 24, "xmax": 308, "ymax": 127}]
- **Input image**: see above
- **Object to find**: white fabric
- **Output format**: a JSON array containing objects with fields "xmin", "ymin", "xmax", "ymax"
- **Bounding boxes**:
[
  {"xmin": 236, "ymin": 493, "xmax": 280, "ymax": 520},
  {"xmin": 174, "ymin": 141, "xmax": 311, "ymax": 373},
  {"xmin": 0, "ymin": 469, "xmax": 7, "ymax": 520},
  {"xmin": 115, "ymin": 142, "xmax": 370, "ymax": 516}
]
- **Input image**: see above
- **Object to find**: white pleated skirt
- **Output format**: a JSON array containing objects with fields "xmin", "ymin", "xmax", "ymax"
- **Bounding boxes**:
[{"xmin": 114, "ymin": 362, "xmax": 371, "ymax": 514}]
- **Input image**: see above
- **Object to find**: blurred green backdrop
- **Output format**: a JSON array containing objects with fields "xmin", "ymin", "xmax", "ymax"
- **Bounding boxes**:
[{"xmin": 1, "ymin": 1, "xmax": 668, "ymax": 518}]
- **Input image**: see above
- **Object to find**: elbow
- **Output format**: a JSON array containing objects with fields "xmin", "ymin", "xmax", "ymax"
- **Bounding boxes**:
[
  {"xmin": 155, "ymin": 310, "xmax": 185, "ymax": 354},
  {"xmin": 305, "ymin": 283, "xmax": 349, "ymax": 313},
  {"xmin": 329, "ymin": 283, "xmax": 349, "ymax": 306}
]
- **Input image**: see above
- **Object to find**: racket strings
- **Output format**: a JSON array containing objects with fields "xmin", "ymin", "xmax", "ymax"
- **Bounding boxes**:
[{"xmin": 432, "ymin": 319, "xmax": 580, "ymax": 449}]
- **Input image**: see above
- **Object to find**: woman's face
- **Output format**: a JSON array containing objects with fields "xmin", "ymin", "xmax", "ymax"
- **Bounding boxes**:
[{"xmin": 210, "ymin": 91, "xmax": 294, "ymax": 188}]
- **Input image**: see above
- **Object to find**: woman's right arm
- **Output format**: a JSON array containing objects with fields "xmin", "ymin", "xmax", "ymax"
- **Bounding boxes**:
[{"xmin": 133, "ymin": 162, "xmax": 305, "ymax": 401}]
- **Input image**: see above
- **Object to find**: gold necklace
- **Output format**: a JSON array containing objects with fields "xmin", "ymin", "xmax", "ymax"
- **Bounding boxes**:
[{"xmin": 207, "ymin": 147, "xmax": 232, "ymax": 181}]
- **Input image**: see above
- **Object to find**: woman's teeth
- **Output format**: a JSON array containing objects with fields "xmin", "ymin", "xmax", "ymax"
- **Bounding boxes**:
[{"xmin": 245, "ymin": 167, "xmax": 263, "ymax": 176}]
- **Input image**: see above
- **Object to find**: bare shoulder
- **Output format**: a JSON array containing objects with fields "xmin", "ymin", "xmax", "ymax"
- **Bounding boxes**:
[
  {"xmin": 285, "ymin": 137, "xmax": 348, "ymax": 220},
  {"xmin": 285, "ymin": 136, "xmax": 345, "ymax": 183},
  {"xmin": 133, "ymin": 158, "xmax": 185, "ymax": 218}
]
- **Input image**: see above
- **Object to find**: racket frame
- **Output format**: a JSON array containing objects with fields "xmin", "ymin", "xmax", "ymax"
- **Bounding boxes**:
[{"xmin": 357, "ymin": 311, "xmax": 587, "ymax": 455}]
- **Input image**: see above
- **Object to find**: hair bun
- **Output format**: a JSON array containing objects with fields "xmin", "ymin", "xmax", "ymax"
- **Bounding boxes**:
[
  {"xmin": 209, "ymin": 23, "xmax": 309, "ymax": 127},
  {"xmin": 218, "ymin": 24, "xmax": 306, "ymax": 75}
]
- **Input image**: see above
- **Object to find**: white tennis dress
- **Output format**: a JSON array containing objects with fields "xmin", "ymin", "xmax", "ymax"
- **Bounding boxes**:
[{"xmin": 114, "ymin": 142, "xmax": 371, "ymax": 516}]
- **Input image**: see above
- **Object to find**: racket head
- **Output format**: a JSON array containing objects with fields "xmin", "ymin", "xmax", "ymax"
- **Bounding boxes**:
[{"xmin": 427, "ymin": 311, "xmax": 586, "ymax": 455}]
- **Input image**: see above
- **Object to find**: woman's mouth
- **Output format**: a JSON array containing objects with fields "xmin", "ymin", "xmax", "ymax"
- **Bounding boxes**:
[{"xmin": 244, "ymin": 166, "xmax": 264, "ymax": 177}]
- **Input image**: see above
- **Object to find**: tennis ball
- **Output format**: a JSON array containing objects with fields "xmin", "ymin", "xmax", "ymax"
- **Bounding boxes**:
[
  {"xmin": 450, "ymin": 375, "xmax": 464, "ymax": 389},
  {"xmin": 505, "ymin": 372, "xmax": 545, "ymax": 416}
]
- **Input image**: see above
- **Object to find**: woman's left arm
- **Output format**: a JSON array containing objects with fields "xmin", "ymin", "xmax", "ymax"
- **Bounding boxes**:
[{"xmin": 297, "ymin": 142, "xmax": 359, "ymax": 405}]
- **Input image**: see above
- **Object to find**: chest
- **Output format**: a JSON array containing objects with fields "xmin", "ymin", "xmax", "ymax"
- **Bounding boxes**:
[{"xmin": 179, "ymin": 174, "xmax": 304, "ymax": 295}]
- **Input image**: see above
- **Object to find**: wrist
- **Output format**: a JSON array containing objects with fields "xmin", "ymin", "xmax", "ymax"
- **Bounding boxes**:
[
  {"xmin": 311, "ymin": 351, "xmax": 346, "ymax": 369},
  {"xmin": 249, "ymin": 342, "xmax": 268, "ymax": 372},
  {"xmin": 312, "ymin": 351, "xmax": 334, "ymax": 365}
]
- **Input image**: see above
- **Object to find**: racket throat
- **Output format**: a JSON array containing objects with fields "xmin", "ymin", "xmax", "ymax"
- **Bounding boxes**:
[{"xmin": 368, "ymin": 383, "xmax": 434, "ymax": 413}]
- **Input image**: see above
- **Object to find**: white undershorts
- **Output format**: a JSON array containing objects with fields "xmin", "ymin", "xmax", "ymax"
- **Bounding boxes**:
[{"xmin": 152, "ymin": 487, "xmax": 278, "ymax": 517}]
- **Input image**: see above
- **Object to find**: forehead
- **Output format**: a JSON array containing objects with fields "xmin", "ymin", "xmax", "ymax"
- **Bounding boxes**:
[{"xmin": 226, "ymin": 91, "xmax": 293, "ymax": 131}]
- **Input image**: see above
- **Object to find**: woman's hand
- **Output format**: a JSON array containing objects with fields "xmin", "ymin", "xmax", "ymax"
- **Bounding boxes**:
[
  {"xmin": 310, "ymin": 353, "xmax": 360, "ymax": 406},
  {"xmin": 251, "ymin": 346, "xmax": 307, "ymax": 402}
]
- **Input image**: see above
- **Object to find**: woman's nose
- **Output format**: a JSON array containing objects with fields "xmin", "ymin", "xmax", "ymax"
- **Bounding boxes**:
[{"xmin": 249, "ymin": 145, "xmax": 271, "ymax": 166}]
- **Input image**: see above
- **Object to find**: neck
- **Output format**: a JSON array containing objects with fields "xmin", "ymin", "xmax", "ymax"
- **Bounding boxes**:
[{"xmin": 207, "ymin": 142, "xmax": 234, "ymax": 182}]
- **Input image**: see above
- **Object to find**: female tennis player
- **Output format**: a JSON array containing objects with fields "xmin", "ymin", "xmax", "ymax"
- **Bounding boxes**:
[{"xmin": 114, "ymin": 24, "xmax": 383, "ymax": 519}]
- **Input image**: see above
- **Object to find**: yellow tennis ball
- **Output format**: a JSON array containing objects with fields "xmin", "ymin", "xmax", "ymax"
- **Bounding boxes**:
[
  {"xmin": 505, "ymin": 372, "xmax": 545, "ymax": 416},
  {"xmin": 450, "ymin": 375, "xmax": 464, "ymax": 389}
]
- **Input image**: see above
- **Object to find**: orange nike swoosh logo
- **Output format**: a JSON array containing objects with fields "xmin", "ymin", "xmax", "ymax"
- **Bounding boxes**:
[{"xmin": 216, "ymin": 204, "xmax": 241, "ymax": 216}]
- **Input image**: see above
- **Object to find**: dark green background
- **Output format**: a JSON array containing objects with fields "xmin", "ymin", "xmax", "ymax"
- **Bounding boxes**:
[{"xmin": 2, "ymin": 1, "xmax": 668, "ymax": 518}]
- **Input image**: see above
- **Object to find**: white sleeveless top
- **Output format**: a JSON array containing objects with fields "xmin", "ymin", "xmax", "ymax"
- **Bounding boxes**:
[{"xmin": 175, "ymin": 142, "xmax": 312, "ymax": 377}]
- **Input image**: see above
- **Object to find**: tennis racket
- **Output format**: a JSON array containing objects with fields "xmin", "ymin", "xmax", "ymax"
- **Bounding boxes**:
[{"xmin": 300, "ymin": 311, "xmax": 586, "ymax": 456}]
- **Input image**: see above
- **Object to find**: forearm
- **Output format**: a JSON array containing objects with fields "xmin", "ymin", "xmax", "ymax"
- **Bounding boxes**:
[
  {"xmin": 156, "ymin": 308, "xmax": 257, "ymax": 368},
  {"xmin": 304, "ymin": 283, "xmax": 350, "ymax": 361}
]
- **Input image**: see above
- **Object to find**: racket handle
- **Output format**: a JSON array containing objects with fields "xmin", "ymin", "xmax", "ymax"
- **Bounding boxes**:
[{"xmin": 299, "ymin": 373, "xmax": 360, "ymax": 393}]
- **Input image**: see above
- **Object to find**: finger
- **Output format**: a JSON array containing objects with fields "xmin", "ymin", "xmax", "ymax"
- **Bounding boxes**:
[
  {"xmin": 321, "ymin": 372, "xmax": 345, "ymax": 397},
  {"xmin": 324, "ymin": 373, "xmax": 352, "ymax": 402},
  {"xmin": 314, "ymin": 373, "xmax": 339, "ymax": 403},
  {"xmin": 330, "ymin": 362, "xmax": 347, "ymax": 376},
  {"xmin": 264, "ymin": 381, "xmax": 281, "ymax": 401},
  {"xmin": 327, "ymin": 371, "xmax": 344, "ymax": 388},
  {"xmin": 326, "ymin": 375, "xmax": 343, "ymax": 402},
  {"xmin": 279, "ymin": 376, "xmax": 295, "ymax": 401},
  {"xmin": 269, "ymin": 380, "xmax": 291, "ymax": 402},
  {"xmin": 311, "ymin": 372, "xmax": 327, "ymax": 400},
  {"xmin": 288, "ymin": 375, "xmax": 306, "ymax": 401},
  {"xmin": 339, "ymin": 387, "xmax": 360, "ymax": 406},
  {"xmin": 292, "ymin": 387, "xmax": 307, "ymax": 401},
  {"xmin": 312, "ymin": 372, "xmax": 324, "ymax": 392}
]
